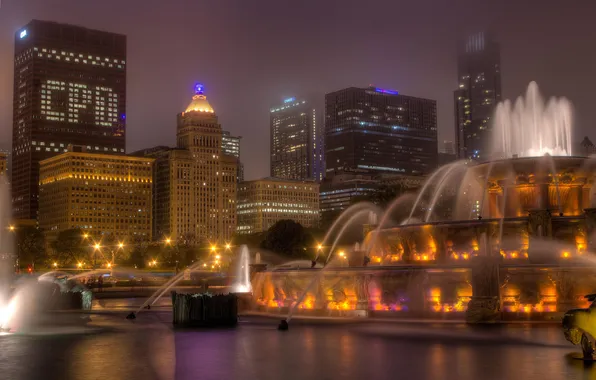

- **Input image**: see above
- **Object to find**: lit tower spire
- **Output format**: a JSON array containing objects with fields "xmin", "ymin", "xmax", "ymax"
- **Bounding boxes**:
[{"xmin": 185, "ymin": 82, "xmax": 214, "ymax": 113}]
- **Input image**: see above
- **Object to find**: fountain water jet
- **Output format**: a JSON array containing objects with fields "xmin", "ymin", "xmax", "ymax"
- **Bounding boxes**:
[
  {"xmin": 230, "ymin": 245, "xmax": 252, "ymax": 293},
  {"xmin": 492, "ymin": 81, "xmax": 572, "ymax": 158},
  {"xmin": 314, "ymin": 202, "xmax": 378, "ymax": 262}
]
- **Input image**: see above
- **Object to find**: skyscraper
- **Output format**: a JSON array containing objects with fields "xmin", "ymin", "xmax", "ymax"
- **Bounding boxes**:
[
  {"xmin": 0, "ymin": 152, "xmax": 7, "ymax": 177},
  {"xmin": 270, "ymin": 98, "xmax": 323, "ymax": 181},
  {"xmin": 133, "ymin": 84, "xmax": 237, "ymax": 243},
  {"xmin": 454, "ymin": 31, "xmax": 502, "ymax": 160},
  {"xmin": 222, "ymin": 131, "xmax": 243, "ymax": 182},
  {"xmin": 12, "ymin": 20, "xmax": 126, "ymax": 220},
  {"xmin": 325, "ymin": 87, "xmax": 437, "ymax": 177}
]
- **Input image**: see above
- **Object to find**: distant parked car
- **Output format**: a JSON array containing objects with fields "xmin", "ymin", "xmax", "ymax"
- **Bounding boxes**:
[{"xmin": 563, "ymin": 294, "xmax": 596, "ymax": 358}]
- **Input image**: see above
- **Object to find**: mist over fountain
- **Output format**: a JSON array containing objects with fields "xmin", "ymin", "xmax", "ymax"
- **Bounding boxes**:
[{"xmin": 492, "ymin": 81, "xmax": 573, "ymax": 158}]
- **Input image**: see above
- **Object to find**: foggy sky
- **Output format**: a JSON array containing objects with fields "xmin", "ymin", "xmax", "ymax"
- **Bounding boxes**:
[{"xmin": 1, "ymin": 0, "xmax": 595, "ymax": 180}]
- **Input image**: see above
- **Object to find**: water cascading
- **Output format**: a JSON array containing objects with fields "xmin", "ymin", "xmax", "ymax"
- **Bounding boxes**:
[
  {"xmin": 230, "ymin": 245, "xmax": 252, "ymax": 293},
  {"xmin": 492, "ymin": 81, "xmax": 573, "ymax": 158}
]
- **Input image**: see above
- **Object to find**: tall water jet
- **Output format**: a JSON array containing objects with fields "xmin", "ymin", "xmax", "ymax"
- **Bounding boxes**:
[
  {"xmin": 0, "ymin": 179, "xmax": 14, "ymax": 318},
  {"xmin": 492, "ymin": 81, "xmax": 573, "ymax": 158},
  {"xmin": 231, "ymin": 245, "xmax": 252, "ymax": 293}
]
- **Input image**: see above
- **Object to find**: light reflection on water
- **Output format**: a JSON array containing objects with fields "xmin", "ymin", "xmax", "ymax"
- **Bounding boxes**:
[{"xmin": 0, "ymin": 314, "xmax": 591, "ymax": 380}]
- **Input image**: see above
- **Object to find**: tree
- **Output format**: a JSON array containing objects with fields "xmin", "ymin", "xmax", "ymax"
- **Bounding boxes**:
[
  {"xmin": 261, "ymin": 220, "xmax": 315, "ymax": 259},
  {"xmin": 50, "ymin": 228, "xmax": 89, "ymax": 266},
  {"xmin": 15, "ymin": 226, "xmax": 47, "ymax": 269},
  {"xmin": 232, "ymin": 232, "xmax": 266, "ymax": 248}
]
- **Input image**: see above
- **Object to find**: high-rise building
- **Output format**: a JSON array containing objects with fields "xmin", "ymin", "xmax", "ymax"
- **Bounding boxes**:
[
  {"xmin": 0, "ymin": 152, "xmax": 7, "ymax": 177},
  {"xmin": 133, "ymin": 84, "xmax": 237, "ymax": 243},
  {"xmin": 270, "ymin": 97, "xmax": 323, "ymax": 181},
  {"xmin": 325, "ymin": 87, "xmax": 438, "ymax": 178},
  {"xmin": 222, "ymin": 131, "xmax": 243, "ymax": 182},
  {"xmin": 12, "ymin": 20, "xmax": 127, "ymax": 220},
  {"xmin": 38, "ymin": 146, "xmax": 153, "ymax": 243},
  {"xmin": 237, "ymin": 177, "xmax": 319, "ymax": 234},
  {"xmin": 454, "ymin": 31, "xmax": 502, "ymax": 160},
  {"xmin": 441, "ymin": 140, "xmax": 455, "ymax": 155},
  {"xmin": 319, "ymin": 172, "xmax": 424, "ymax": 227}
]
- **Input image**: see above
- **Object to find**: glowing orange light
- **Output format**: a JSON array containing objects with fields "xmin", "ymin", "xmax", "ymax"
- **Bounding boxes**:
[{"xmin": 562, "ymin": 251, "xmax": 570, "ymax": 258}]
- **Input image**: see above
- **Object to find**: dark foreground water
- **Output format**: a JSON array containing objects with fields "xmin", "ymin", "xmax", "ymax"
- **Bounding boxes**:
[{"xmin": 0, "ymin": 309, "xmax": 592, "ymax": 380}]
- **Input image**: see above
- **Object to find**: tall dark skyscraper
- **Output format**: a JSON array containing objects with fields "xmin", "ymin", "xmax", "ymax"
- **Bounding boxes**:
[
  {"xmin": 454, "ymin": 31, "xmax": 502, "ymax": 160},
  {"xmin": 324, "ymin": 87, "xmax": 437, "ymax": 178},
  {"xmin": 12, "ymin": 20, "xmax": 126, "ymax": 220},
  {"xmin": 270, "ymin": 97, "xmax": 323, "ymax": 181}
]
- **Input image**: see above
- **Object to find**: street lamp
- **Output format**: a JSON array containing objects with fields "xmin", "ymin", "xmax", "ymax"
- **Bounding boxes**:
[
  {"xmin": 215, "ymin": 254, "xmax": 221, "ymax": 260},
  {"xmin": 53, "ymin": 262, "xmax": 58, "ymax": 268},
  {"xmin": 210, "ymin": 245, "xmax": 217, "ymax": 253},
  {"xmin": 8, "ymin": 225, "xmax": 15, "ymax": 232},
  {"xmin": 83, "ymin": 233, "xmax": 89, "ymax": 239},
  {"xmin": 225, "ymin": 243, "xmax": 231, "ymax": 250},
  {"xmin": 165, "ymin": 238, "xmax": 171, "ymax": 245}
]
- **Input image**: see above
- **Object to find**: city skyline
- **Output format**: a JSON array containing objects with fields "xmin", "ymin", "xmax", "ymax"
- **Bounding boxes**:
[{"xmin": 1, "ymin": 1, "xmax": 596, "ymax": 181}]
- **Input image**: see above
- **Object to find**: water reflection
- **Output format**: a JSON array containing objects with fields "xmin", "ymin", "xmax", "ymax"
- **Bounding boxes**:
[{"xmin": 0, "ymin": 316, "xmax": 593, "ymax": 380}]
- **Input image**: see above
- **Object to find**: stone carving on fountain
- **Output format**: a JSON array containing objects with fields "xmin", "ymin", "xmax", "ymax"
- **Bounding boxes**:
[
  {"xmin": 528, "ymin": 209, "xmax": 552, "ymax": 238},
  {"xmin": 354, "ymin": 274, "xmax": 373, "ymax": 313}
]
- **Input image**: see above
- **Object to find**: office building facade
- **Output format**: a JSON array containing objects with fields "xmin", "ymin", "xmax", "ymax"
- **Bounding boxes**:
[
  {"xmin": 12, "ymin": 20, "xmax": 126, "ymax": 220},
  {"xmin": 270, "ymin": 98, "xmax": 323, "ymax": 181},
  {"xmin": 38, "ymin": 147, "xmax": 152, "ymax": 243},
  {"xmin": 222, "ymin": 131, "xmax": 243, "ymax": 182},
  {"xmin": 325, "ymin": 87, "xmax": 437, "ymax": 178},
  {"xmin": 237, "ymin": 177, "xmax": 319, "ymax": 234},
  {"xmin": 454, "ymin": 31, "xmax": 502, "ymax": 160}
]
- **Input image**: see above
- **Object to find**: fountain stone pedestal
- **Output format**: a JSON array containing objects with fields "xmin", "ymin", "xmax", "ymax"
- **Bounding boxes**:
[
  {"xmin": 466, "ymin": 256, "xmax": 501, "ymax": 323},
  {"xmin": 351, "ymin": 274, "xmax": 372, "ymax": 318},
  {"xmin": 584, "ymin": 208, "xmax": 596, "ymax": 251}
]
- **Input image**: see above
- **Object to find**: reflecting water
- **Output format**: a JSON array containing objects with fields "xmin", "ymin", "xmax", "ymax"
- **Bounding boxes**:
[{"xmin": 0, "ymin": 311, "xmax": 591, "ymax": 380}]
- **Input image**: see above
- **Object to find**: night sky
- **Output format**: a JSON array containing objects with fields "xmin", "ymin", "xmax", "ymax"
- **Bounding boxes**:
[{"xmin": 1, "ymin": 0, "xmax": 595, "ymax": 180}]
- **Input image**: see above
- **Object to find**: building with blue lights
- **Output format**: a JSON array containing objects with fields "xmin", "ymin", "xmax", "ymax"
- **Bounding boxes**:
[
  {"xmin": 324, "ymin": 86, "xmax": 437, "ymax": 178},
  {"xmin": 12, "ymin": 20, "xmax": 127, "ymax": 220},
  {"xmin": 454, "ymin": 31, "xmax": 502, "ymax": 160},
  {"xmin": 270, "ymin": 98, "xmax": 323, "ymax": 182}
]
